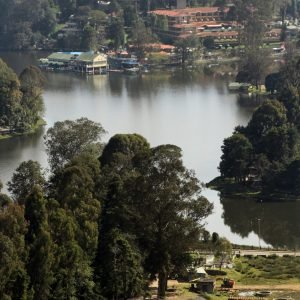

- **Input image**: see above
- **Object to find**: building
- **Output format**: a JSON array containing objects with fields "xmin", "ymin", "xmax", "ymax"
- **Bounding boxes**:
[
  {"xmin": 39, "ymin": 51, "xmax": 107, "ymax": 74},
  {"xmin": 190, "ymin": 278, "xmax": 215, "ymax": 293},
  {"xmin": 150, "ymin": 5, "xmax": 281, "ymax": 44},
  {"xmin": 74, "ymin": 52, "xmax": 107, "ymax": 74},
  {"xmin": 150, "ymin": 6, "xmax": 237, "ymax": 41}
]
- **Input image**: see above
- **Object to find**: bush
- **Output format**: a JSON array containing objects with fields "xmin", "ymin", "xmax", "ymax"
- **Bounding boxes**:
[{"xmin": 206, "ymin": 269, "xmax": 227, "ymax": 276}]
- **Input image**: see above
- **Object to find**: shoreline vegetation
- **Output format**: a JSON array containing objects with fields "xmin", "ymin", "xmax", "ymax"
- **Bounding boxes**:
[
  {"xmin": 207, "ymin": 176, "xmax": 300, "ymax": 202},
  {"xmin": 0, "ymin": 118, "xmax": 46, "ymax": 140},
  {"xmin": 0, "ymin": 60, "xmax": 45, "ymax": 141}
]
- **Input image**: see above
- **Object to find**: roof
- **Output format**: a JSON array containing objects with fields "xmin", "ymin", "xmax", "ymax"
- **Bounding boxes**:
[
  {"xmin": 195, "ymin": 267, "xmax": 207, "ymax": 274},
  {"xmin": 145, "ymin": 43, "xmax": 175, "ymax": 50},
  {"xmin": 76, "ymin": 52, "xmax": 107, "ymax": 62},
  {"xmin": 151, "ymin": 7, "xmax": 229, "ymax": 17},
  {"xmin": 172, "ymin": 21, "xmax": 234, "ymax": 29},
  {"xmin": 47, "ymin": 52, "xmax": 78, "ymax": 61},
  {"xmin": 190, "ymin": 278, "xmax": 215, "ymax": 283},
  {"xmin": 179, "ymin": 30, "xmax": 238, "ymax": 38}
]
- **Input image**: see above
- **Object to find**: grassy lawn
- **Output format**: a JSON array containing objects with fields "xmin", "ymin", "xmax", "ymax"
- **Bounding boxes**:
[
  {"xmin": 171, "ymin": 257, "xmax": 300, "ymax": 299},
  {"xmin": 232, "ymin": 256, "xmax": 300, "ymax": 285}
]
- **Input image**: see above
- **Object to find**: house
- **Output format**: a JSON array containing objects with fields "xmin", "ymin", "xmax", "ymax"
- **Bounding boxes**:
[
  {"xmin": 150, "ymin": 6, "xmax": 234, "ymax": 40},
  {"xmin": 44, "ymin": 52, "xmax": 82, "ymax": 69},
  {"xmin": 39, "ymin": 51, "xmax": 108, "ymax": 74},
  {"xmin": 190, "ymin": 278, "xmax": 215, "ymax": 293},
  {"xmin": 151, "ymin": 4, "xmax": 281, "ymax": 44},
  {"xmin": 74, "ymin": 52, "xmax": 107, "ymax": 74}
]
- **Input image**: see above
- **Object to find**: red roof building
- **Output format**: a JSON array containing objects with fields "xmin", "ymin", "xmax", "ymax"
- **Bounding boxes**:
[{"xmin": 150, "ymin": 6, "xmax": 281, "ymax": 44}]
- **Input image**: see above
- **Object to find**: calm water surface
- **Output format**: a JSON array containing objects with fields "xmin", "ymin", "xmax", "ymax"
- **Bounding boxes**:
[{"xmin": 1, "ymin": 51, "xmax": 299, "ymax": 248}]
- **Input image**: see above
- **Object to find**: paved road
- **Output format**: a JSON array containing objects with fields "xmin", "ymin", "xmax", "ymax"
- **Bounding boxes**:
[{"xmin": 234, "ymin": 249, "xmax": 300, "ymax": 257}]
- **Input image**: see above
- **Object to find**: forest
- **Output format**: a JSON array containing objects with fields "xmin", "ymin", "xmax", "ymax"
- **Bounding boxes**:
[
  {"xmin": 218, "ymin": 49, "xmax": 300, "ymax": 196},
  {"xmin": 0, "ymin": 116, "xmax": 213, "ymax": 299},
  {"xmin": 1, "ymin": 0, "xmax": 297, "ymax": 51},
  {"xmin": 0, "ymin": 59, "xmax": 44, "ymax": 134}
]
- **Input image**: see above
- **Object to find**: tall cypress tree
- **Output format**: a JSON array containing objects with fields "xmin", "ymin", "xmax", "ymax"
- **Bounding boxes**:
[{"xmin": 25, "ymin": 186, "xmax": 53, "ymax": 300}]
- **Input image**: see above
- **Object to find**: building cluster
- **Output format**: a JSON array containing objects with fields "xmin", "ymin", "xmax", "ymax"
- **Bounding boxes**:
[
  {"xmin": 150, "ymin": 1, "xmax": 281, "ymax": 45},
  {"xmin": 39, "ymin": 51, "xmax": 108, "ymax": 74}
]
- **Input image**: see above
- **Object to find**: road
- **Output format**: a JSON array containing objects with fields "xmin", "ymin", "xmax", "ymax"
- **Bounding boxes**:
[{"xmin": 234, "ymin": 249, "xmax": 300, "ymax": 257}]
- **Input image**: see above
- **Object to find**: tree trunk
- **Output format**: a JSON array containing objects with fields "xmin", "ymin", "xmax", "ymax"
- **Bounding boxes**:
[{"xmin": 158, "ymin": 271, "xmax": 168, "ymax": 299}]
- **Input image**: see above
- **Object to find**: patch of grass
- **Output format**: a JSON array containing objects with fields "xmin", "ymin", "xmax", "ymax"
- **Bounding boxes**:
[{"xmin": 232, "ymin": 256, "xmax": 300, "ymax": 285}]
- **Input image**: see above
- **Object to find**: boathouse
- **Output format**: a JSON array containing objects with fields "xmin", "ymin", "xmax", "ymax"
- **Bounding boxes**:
[{"xmin": 74, "ymin": 52, "xmax": 107, "ymax": 74}]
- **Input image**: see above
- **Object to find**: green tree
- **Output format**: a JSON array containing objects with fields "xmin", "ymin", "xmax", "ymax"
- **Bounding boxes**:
[
  {"xmin": 18, "ymin": 65, "xmax": 45, "ymax": 131},
  {"xmin": 54, "ymin": 155, "xmax": 101, "ymax": 259},
  {"xmin": 8, "ymin": 160, "xmax": 45, "ymax": 204},
  {"xmin": 130, "ymin": 20, "xmax": 155, "ymax": 59},
  {"xmin": 108, "ymin": 17, "xmax": 125, "ymax": 49},
  {"xmin": 175, "ymin": 36, "xmax": 202, "ymax": 65},
  {"xmin": 238, "ymin": 48, "xmax": 271, "ymax": 88},
  {"xmin": 246, "ymin": 100, "xmax": 288, "ymax": 142},
  {"xmin": 132, "ymin": 144, "xmax": 212, "ymax": 298},
  {"xmin": 213, "ymin": 237, "xmax": 232, "ymax": 269},
  {"xmin": 0, "ymin": 59, "xmax": 22, "ymax": 129},
  {"xmin": 100, "ymin": 133, "xmax": 150, "ymax": 167},
  {"xmin": 94, "ymin": 134, "xmax": 150, "ymax": 297},
  {"xmin": 219, "ymin": 133, "xmax": 253, "ymax": 182},
  {"xmin": 44, "ymin": 117, "xmax": 106, "ymax": 172},
  {"xmin": 234, "ymin": 0, "xmax": 273, "ymax": 49},
  {"xmin": 48, "ymin": 201, "xmax": 96, "ymax": 299},
  {"xmin": 97, "ymin": 230, "xmax": 144, "ymax": 299},
  {"xmin": 81, "ymin": 24, "xmax": 98, "ymax": 50},
  {"xmin": 25, "ymin": 186, "xmax": 53, "ymax": 300},
  {"xmin": 0, "ymin": 201, "xmax": 29, "ymax": 299}
]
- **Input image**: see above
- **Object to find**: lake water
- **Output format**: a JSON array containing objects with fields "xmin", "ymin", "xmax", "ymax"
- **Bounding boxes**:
[{"xmin": 1, "ymin": 51, "xmax": 299, "ymax": 249}]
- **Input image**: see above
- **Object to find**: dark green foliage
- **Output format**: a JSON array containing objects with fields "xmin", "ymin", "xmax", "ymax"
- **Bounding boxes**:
[
  {"xmin": 97, "ymin": 230, "xmax": 144, "ymax": 299},
  {"xmin": 0, "ymin": 60, "xmax": 45, "ymax": 132},
  {"xmin": 100, "ymin": 133, "xmax": 150, "ymax": 166},
  {"xmin": 25, "ymin": 186, "xmax": 53, "ymax": 300},
  {"xmin": 265, "ymin": 72, "xmax": 281, "ymax": 94},
  {"xmin": 203, "ymin": 37, "xmax": 215, "ymax": 50},
  {"xmin": 96, "ymin": 135, "xmax": 212, "ymax": 298},
  {"xmin": 219, "ymin": 133, "xmax": 253, "ymax": 182},
  {"xmin": 0, "ymin": 202, "xmax": 29, "ymax": 299},
  {"xmin": 219, "ymin": 99, "xmax": 300, "ymax": 190},
  {"xmin": 107, "ymin": 18, "xmax": 125, "ymax": 49},
  {"xmin": 206, "ymin": 269, "xmax": 227, "ymax": 276},
  {"xmin": 175, "ymin": 36, "xmax": 202, "ymax": 65},
  {"xmin": 0, "ymin": 0, "xmax": 57, "ymax": 50},
  {"xmin": 44, "ymin": 117, "xmax": 106, "ymax": 172},
  {"xmin": 8, "ymin": 160, "xmax": 45, "ymax": 204},
  {"xmin": 2, "ymin": 125, "xmax": 212, "ymax": 299},
  {"xmin": 0, "ymin": 59, "xmax": 22, "ymax": 129}
]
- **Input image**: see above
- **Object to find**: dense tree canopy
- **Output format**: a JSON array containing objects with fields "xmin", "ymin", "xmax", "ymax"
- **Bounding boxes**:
[
  {"xmin": 44, "ymin": 117, "xmax": 106, "ymax": 172},
  {"xmin": 0, "ymin": 60, "xmax": 45, "ymax": 133},
  {"xmin": 1, "ymin": 122, "xmax": 213, "ymax": 299}
]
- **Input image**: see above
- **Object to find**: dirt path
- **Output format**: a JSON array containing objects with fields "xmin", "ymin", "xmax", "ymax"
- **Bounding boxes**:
[{"xmin": 236, "ymin": 284, "xmax": 300, "ymax": 291}]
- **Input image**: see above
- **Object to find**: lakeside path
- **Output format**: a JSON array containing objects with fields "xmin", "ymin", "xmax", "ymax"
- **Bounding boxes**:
[
  {"xmin": 236, "ymin": 284, "xmax": 300, "ymax": 291},
  {"xmin": 235, "ymin": 249, "xmax": 300, "ymax": 257}
]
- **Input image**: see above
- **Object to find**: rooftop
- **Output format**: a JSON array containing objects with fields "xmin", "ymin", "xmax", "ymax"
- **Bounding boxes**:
[
  {"xmin": 172, "ymin": 21, "xmax": 234, "ymax": 29},
  {"xmin": 76, "ymin": 52, "xmax": 106, "ymax": 62},
  {"xmin": 151, "ymin": 6, "xmax": 229, "ymax": 17}
]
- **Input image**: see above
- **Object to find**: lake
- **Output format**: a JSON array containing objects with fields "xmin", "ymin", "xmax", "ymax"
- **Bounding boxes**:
[{"xmin": 1, "ymin": 51, "xmax": 299, "ymax": 249}]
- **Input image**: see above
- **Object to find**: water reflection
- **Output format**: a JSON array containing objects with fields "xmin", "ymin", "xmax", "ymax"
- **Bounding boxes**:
[
  {"xmin": 220, "ymin": 195, "xmax": 300, "ymax": 249},
  {"xmin": 0, "ymin": 128, "xmax": 46, "ymax": 190}
]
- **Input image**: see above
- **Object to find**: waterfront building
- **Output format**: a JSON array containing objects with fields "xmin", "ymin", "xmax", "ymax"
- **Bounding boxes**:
[
  {"xmin": 39, "ymin": 51, "xmax": 107, "ymax": 74},
  {"xmin": 150, "ymin": 6, "xmax": 280, "ymax": 44},
  {"xmin": 73, "ymin": 52, "xmax": 107, "ymax": 74}
]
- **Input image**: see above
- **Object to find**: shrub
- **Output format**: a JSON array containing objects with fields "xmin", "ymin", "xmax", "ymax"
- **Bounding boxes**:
[{"xmin": 206, "ymin": 269, "xmax": 227, "ymax": 276}]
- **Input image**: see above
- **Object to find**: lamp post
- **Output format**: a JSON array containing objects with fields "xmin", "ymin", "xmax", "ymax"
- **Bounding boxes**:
[{"xmin": 258, "ymin": 218, "xmax": 261, "ymax": 249}]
